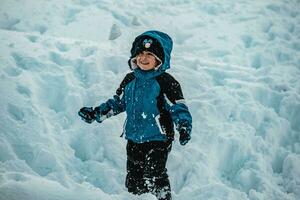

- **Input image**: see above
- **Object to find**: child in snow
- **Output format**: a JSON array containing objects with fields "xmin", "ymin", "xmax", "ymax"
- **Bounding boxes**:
[{"xmin": 78, "ymin": 30, "xmax": 192, "ymax": 200}]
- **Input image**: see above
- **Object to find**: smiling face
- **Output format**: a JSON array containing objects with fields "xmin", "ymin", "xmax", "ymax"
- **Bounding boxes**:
[{"xmin": 136, "ymin": 51, "xmax": 158, "ymax": 71}]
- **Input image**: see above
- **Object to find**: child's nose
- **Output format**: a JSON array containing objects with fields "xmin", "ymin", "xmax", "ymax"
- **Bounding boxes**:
[{"xmin": 140, "ymin": 54, "xmax": 148, "ymax": 60}]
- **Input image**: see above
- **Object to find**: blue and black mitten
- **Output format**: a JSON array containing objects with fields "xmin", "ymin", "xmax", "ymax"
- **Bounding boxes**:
[
  {"xmin": 178, "ymin": 121, "xmax": 192, "ymax": 145},
  {"xmin": 179, "ymin": 128, "xmax": 191, "ymax": 145},
  {"xmin": 93, "ymin": 104, "xmax": 113, "ymax": 123},
  {"xmin": 78, "ymin": 103, "xmax": 113, "ymax": 124},
  {"xmin": 78, "ymin": 107, "xmax": 96, "ymax": 124}
]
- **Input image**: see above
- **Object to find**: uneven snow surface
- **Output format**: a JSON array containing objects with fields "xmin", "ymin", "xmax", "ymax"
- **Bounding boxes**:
[{"xmin": 0, "ymin": 0, "xmax": 300, "ymax": 200}]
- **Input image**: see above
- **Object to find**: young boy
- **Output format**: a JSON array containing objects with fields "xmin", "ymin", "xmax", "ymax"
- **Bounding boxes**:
[{"xmin": 78, "ymin": 30, "xmax": 192, "ymax": 200}]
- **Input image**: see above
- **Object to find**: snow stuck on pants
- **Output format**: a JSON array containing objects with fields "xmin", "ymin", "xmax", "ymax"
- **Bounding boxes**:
[{"xmin": 0, "ymin": 0, "xmax": 299, "ymax": 200}]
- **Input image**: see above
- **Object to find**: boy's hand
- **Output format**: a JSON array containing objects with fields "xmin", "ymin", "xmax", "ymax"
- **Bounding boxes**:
[
  {"xmin": 179, "ymin": 128, "xmax": 191, "ymax": 145},
  {"xmin": 78, "ymin": 107, "xmax": 95, "ymax": 124},
  {"xmin": 93, "ymin": 104, "xmax": 112, "ymax": 123}
]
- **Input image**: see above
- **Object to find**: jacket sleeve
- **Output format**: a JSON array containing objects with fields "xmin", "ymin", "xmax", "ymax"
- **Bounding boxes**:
[
  {"xmin": 160, "ymin": 73, "xmax": 192, "ymax": 134},
  {"xmin": 94, "ymin": 73, "xmax": 134, "ymax": 123},
  {"xmin": 96, "ymin": 94, "xmax": 126, "ymax": 117}
]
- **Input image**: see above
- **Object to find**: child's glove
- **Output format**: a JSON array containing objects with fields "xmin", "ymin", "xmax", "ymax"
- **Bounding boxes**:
[
  {"xmin": 78, "ymin": 103, "xmax": 113, "ymax": 124},
  {"xmin": 177, "ymin": 121, "xmax": 192, "ymax": 145},
  {"xmin": 179, "ymin": 128, "xmax": 191, "ymax": 145},
  {"xmin": 93, "ymin": 105, "xmax": 112, "ymax": 123},
  {"xmin": 78, "ymin": 107, "xmax": 96, "ymax": 123}
]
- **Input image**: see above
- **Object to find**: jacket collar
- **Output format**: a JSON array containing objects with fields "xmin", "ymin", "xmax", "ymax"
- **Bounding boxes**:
[{"xmin": 134, "ymin": 68, "xmax": 164, "ymax": 80}]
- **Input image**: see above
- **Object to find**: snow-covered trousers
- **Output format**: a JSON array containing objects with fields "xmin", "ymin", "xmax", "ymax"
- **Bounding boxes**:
[{"xmin": 125, "ymin": 140, "xmax": 172, "ymax": 200}]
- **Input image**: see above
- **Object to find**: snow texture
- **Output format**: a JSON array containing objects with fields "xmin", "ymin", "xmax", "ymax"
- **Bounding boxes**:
[{"xmin": 0, "ymin": 0, "xmax": 299, "ymax": 200}]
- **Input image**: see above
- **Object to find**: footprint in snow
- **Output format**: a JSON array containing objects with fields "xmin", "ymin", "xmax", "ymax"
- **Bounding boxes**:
[
  {"xmin": 1, "ymin": 14, "xmax": 21, "ymax": 31},
  {"xmin": 16, "ymin": 84, "xmax": 31, "ymax": 98},
  {"xmin": 64, "ymin": 8, "xmax": 82, "ymax": 25},
  {"xmin": 55, "ymin": 42, "xmax": 69, "ymax": 52},
  {"xmin": 34, "ymin": 24, "xmax": 47, "ymax": 34},
  {"xmin": 7, "ymin": 103, "xmax": 25, "ymax": 123},
  {"xmin": 3, "ymin": 66, "xmax": 22, "ymax": 77},
  {"xmin": 80, "ymin": 46, "xmax": 97, "ymax": 57},
  {"xmin": 25, "ymin": 35, "xmax": 38, "ymax": 43},
  {"xmin": 49, "ymin": 51, "xmax": 73, "ymax": 66},
  {"xmin": 11, "ymin": 52, "xmax": 43, "ymax": 70},
  {"xmin": 240, "ymin": 35, "xmax": 253, "ymax": 49}
]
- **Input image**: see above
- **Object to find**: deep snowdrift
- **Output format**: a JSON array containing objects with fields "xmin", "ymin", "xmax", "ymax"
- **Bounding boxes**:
[{"xmin": 0, "ymin": 0, "xmax": 299, "ymax": 200}]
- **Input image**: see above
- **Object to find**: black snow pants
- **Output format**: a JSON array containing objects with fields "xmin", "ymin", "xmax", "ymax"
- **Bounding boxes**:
[{"xmin": 125, "ymin": 140, "xmax": 172, "ymax": 200}]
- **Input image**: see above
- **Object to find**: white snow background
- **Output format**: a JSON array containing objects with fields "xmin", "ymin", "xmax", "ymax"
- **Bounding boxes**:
[{"xmin": 0, "ymin": 0, "xmax": 300, "ymax": 199}]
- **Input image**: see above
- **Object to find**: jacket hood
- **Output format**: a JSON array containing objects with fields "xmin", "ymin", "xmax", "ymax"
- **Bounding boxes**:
[{"xmin": 129, "ymin": 30, "xmax": 173, "ymax": 74}]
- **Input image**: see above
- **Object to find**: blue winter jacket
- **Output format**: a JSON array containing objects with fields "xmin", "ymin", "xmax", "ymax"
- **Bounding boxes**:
[{"xmin": 96, "ymin": 30, "xmax": 192, "ymax": 143}]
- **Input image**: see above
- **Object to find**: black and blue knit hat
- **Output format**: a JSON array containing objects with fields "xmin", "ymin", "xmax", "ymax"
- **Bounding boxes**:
[{"xmin": 129, "ymin": 35, "xmax": 164, "ymax": 69}]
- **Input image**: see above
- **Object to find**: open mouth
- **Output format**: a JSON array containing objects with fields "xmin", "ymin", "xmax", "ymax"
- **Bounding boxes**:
[{"xmin": 141, "ymin": 62, "xmax": 150, "ymax": 65}]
